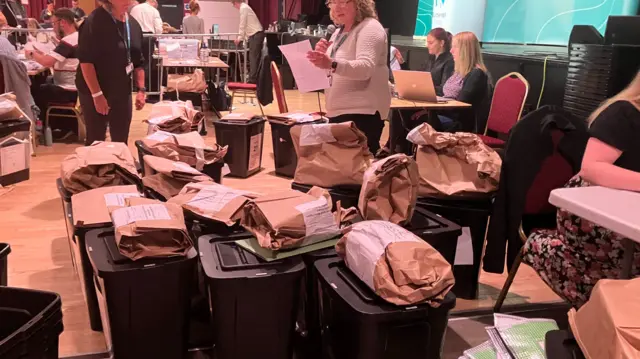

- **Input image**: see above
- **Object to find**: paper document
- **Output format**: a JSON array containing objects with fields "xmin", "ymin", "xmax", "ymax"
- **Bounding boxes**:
[
  {"xmin": 454, "ymin": 227, "xmax": 474, "ymax": 265},
  {"xmin": 278, "ymin": 40, "xmax": 330, "ymax": 93}
]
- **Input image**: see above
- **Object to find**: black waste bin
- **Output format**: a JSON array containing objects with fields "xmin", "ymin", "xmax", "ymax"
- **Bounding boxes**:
[
  {"xmin": 135, "ymin": 140, "xmax": 224, "ymax": 182},
  {"xmin": 269, "ymin": 119, "xmax": 324, "ymax": 178},
  {"xmin": 545, "ymin": 330, "xmax": 586, "ymax": 359},
  {"xmin": 406, "ymin": 207, "xmax": 462, "ymax": 266},
  {"xmin": 199, "ymin": 234, "xmax": 305, "ymax": 359},
  {"xmin": 212, "ymin": 117, "xmax": 265, "ymax": 178},
  {"xmin": 291, "ymin": 182, "xmax": 360, "ymax": 211},
  {"xmin": 0, "ymin": 243, "xmax": 10, "ymax": 286},
  {"xmin": 86, "ymin": 228, "xmax": 197, "ymax": 359},
  {"xmin": 0, "ymin": 286, "xmax": 63, "ymax": 359},
  {"xmin": 316, "ymin": 257, "xmax": 456, "ymax": 359},
  {"xmin": 417, "ymin": 193, "xmax": 494, "ymax": 299},
  {"xmin": 0, "ymin": 119, "xmax": 31, "ymax": 187}
]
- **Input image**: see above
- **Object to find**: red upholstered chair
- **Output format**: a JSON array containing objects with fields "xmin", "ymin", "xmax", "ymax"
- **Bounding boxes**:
[
  {"xmin": 226, "ymin": 82, "xmax": 264, "ymax": 116},
  {"xmin": 493, "ymin": 130, "xmax": 574, "ymax": 312},
  {"xmin": 270, "ymin": 61, "xmax": 288, "ymax": 114},
  {"xmin": 479, "ymin": 72, "xmax": 529, "ymax": 148},
  {"xmin": 46, "ymin": 96, "xmax": 86, "ymax": 143}
]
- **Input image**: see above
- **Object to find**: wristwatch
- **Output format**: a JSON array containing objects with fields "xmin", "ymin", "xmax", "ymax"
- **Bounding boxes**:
[
  {"xmin": 138, "ymin": 87, "xmax": 147, "ymax": 93},
  {"xmin": 331, "ymin": 61, "xmax": 338, "ymax": 72}
]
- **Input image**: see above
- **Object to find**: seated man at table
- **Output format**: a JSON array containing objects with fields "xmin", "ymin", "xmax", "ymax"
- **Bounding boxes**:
[
  {"xmin": 523, "ymin": 71, "xmax": 640, "ymax": 309},
  {"xmin": 26, "ymin": 8, "xmax": 79, "ymax": 140}
]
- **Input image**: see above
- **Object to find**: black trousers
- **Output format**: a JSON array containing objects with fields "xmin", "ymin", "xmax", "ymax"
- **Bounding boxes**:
[
  {"xmin": 33, "ymin": 82, "xmax": 78, "ymax": 133},
  {"xmin": 329, "ymin": 112, "xmax": 384, "ymax": 155},
  {"xmin": 247, "ymin": 31, "xmax": 265, "ymax": 83},
  {"xmin": 79, "ymin": 91, "xmax": 132, "ymax": 145}
]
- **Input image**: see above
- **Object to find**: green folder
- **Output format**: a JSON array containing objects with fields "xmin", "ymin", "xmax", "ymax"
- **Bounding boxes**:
[{"xmin": 236, "ymin": 237, "xmax": 340, "ymax": 262}]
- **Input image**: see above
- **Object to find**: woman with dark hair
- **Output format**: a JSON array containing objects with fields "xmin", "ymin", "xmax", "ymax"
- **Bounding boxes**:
[
  {"xmin": 423, "ymin": 27, "xmax": 454, "ymax": 89},
  {"xmin": 76, "ymin": 0, "xmax": 146, "ymax": 145}
]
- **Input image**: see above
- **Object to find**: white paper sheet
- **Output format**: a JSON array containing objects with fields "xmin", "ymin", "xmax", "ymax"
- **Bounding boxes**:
[
  {"xmin": 104, "ymin": 193, "xmax": 141, "ymax": 207},
  {"xmin": 295, "ymin": 196, "xmax": 340, "ymax": 242},
  {"xmin": 299, "ymin": 124, "xmax": 336, "ymax": 146},
  {"xmin": 145, "ymin": 131, "xmax": 173, "ymax": 142},
  {"xmin": 0, "ymin": 142, "xmax": 28, "ymax": 176},
  {"xmin": 278, "ymin": 40, "xmax": 330, "ymax": 93},
  {"xmin": 248, "ymin": 133, "xmax": 263, "ymax": 172},
  {"xmin": 454, "ymin": 227, "xmax": 474, "ymax": 266},
  {"xmin": 187, "ymin": 187, "xmax": 247, "ymax": 212},
  {"xmin": 286, "ymin": 113, "xmax": 315, "ymax": 123},
  {"xmin": 111, "ymin": 204, "xmax": 171, "ymax": 228}
]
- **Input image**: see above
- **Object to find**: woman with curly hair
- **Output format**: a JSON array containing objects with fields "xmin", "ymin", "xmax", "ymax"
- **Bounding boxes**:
[{"xmin": 307, "ymin": 0, "xmax": 390, "ymax": 155}]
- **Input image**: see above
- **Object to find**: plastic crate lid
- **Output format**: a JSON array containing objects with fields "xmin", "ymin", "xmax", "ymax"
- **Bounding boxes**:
[
  {"xmin": 406, "ymin": 208, "xmax": 462, "ymax": 237},
  {"xmin": 315, "ymin": 257, "xmax": 456, "ymax": 318},
  {"xmin": 198, "ymin": 234, "xmax": 305, "ymax": 279},
  {"xmin": 215, "ymin": 116, "xmax": 266, "ymax": 126},
  {"xmin": 85, "ymin": 228, "xmax": 197, "ymax": 276}
]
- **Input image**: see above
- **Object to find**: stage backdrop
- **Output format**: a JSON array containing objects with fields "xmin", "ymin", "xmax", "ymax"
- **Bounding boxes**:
[{"xmin": 415, "ymin": 0, "xmax": 640, "ymax": 45}]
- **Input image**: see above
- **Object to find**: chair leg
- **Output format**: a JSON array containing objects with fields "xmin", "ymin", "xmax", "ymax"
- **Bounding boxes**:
[
  {"xmin": 494, "ymin": 248, "xmax": 525, "ymax": 313},
  {"xmin": 75, "ymin": 110, "xmax": 86, "ymax": 143},
  {"xmin": 229, "ymin": 91, "xmax": 235, "ymax": 113}
]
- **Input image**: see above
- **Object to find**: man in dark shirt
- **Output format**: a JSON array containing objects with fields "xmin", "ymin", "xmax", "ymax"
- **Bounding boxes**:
[
  {"xmin": 71, "ymin": 0, "xmax": 86, "ymax": 19},
  {"xmin": 27, "ymin": 8, "xmax": 79, "ymax": 139},
  {"xmin": 40, "ymin": 0, "xmax": 55, "ymax": 23}
]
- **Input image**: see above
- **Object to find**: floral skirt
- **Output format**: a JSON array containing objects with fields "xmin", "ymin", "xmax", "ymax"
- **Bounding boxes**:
[{"xmin": 522, "ymin": 176, "xmax": 640, "ymax": 308}]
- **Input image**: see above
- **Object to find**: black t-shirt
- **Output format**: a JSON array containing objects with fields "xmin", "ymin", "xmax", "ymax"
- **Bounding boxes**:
[
  {"xmin": 423, "ymin": 51, "xmax": 454, "ymax": 88},
  {"xmin": 589, "ymin": 100, "xmax": 640, "ymax": 173},
  {"xmin": 72, "ymin": 7, "xmax": 86, "ymax": 19},
  {"xmin": 76, "ymin": 6, "xmax": 145, "ymax": 99}
]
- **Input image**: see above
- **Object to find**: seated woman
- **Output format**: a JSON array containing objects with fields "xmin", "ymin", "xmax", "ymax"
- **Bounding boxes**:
[
  {"xmin": 523, "ymin": 73, "xmax": 640, "ymax": 308},
  {"xmin": 382, "ymin": 27, "xmax": 454, "ymax": 156}
]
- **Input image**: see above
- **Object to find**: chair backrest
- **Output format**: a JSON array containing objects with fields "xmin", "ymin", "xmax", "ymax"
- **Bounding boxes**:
[
  {"xmin": 485, "ymin": 72, "xmax": 529, "ymax": 135},
  {"xmin": 523, "ymin": 130, "xmax": 575, "ymax": 214},
  {"xmin": 270, "ymin": 61, "xmax": 288, "ymax": 114}
]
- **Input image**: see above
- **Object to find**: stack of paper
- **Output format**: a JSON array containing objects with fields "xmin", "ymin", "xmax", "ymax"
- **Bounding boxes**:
[{"xmin": 460, "ymin": 314, "xmax": 558, "ymax": 359}]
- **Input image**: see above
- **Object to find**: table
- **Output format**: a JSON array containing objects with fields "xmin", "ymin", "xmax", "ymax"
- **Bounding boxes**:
[
  {"xmin": 158, "ymin": 56, "xmax": 229, "ymax": 101},
  {"xmin": 549, "ymin": 186, "xmax": 640, "ymax": 279}
]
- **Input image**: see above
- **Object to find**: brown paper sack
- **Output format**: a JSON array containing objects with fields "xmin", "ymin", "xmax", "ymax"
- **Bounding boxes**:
[
  {"xmin": 60, "ymin": 142, "xmax": 140, "ymax": 194},
  {"xmin": 406, "ymin": 123, "xmax": 501, "ymax": 196},
  {"xmin": 0, "ymin": 96, "xmax": 23, "ymax": 122},
  {"xmin": 142, "ymin": 155, "xmax": 213, "ymax": 199},
  {"xmin": 109, "ymin": 197, "xmax": 193, "ymax": 261},
  {"xmin": 241, "ymin": 187, "xmax": 342, "ymax": 250},
  {"xmin": 290, "ymin": 121, "xmax": 373, "ymax": 187},
  {"xmin": 266, "ymin": 112, "xmax": 326, "ymax": 125},
  {"xmin": 568, "ymin": 278, "xmax": 640, "ymax": 359},
  {"xmin": 336, "ymin": 221, "xmax": 455, "ymax": 306},
  {"xmin": 168, "ymin": 182, "xmax": 255, "ymax": 226},
  {"xmin": 141, "ymin": 131, "xmax": 227, "ymax": 171},
  {"xmin": 359, "ymin": 154, "xmax": 419, "ymax": 225},
  {"xmin": 71, "ymin": 185, "xmax": 141, "ymax": 227},
  {"xmin": 144, "ymin": 101, "xmax": 204, "ymax": 134}
]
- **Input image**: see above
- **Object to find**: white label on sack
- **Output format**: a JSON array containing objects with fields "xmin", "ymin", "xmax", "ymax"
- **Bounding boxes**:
[
  {"xmin": 286, "ymin": 113, "xmax": 314, "ymax": 123},
  {"xmin": 104, "ymin": 193, "xmax": 141, "ymax": 207},
  {"xmin": 0, "ymin": 142, "xmax": 28, "ymax": 176},
  {"xmin": 111, "ymin": 204, "xmax": 171, "ymax": 228},
  {"xmin": 295, "ymin": 196, "xmax": 340, "ymax": 242},
  {"xmin": 187, "ymin": 187, "xmax": 247, "ymax": 213},
  {"xmin": 145, "ymin": 131, "xmax": 173, "ymax": 142},
  {"xmin": 247, "ymin": 133, "xmax": 263, "ymax": 172},
  {"xmin": 173, "ymin": 162, "xmax": 200, "ymax": 174},
  {"xmin": 406, "ymin": 126, "xmax": 428, "ymax": 146},
  {"xmin": 299, "ymin": 124, "xmax": 336, "ymax": 146},
  {"xmin": 147, "ymin": 114, "xmax": 174, "ymax": 125},
  {"xmin": 454, "ymin": 227, "xmax": 474, "ymax": 266}
]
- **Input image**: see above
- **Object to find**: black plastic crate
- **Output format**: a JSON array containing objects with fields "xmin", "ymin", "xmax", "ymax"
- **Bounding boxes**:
[
  {"xmin": 316, "ymin": 258, "xmax": 456, "ymax": 359},
  {"xmin": 212, "ymin": 117, "xmax": 265, "ymax": 178},
  {"xmin": 269, "ymin": 120, "xmax": 324, "ymax": 178},
  {"xmin": 417, "ymin": 193, "xmax": 494, "ymax": 300},
  {"xmin": 199, "ymin": 234, "xmax": 305, "ymax": 359},
  {"xmin": 0, "ymin": 119, "xmax": 31, "ymax": 187},
  {"xmin": 0, "ymin": 243, "xmax": 10, "ymax": 286},
  {"xmin": 545, "ymin": 330, "xmax": 586, "ymax": 359},
  {"xmin": 135, "ymin": 140, "xmax": 224, "ymax": 182},
  {"xmin": 0, "ymin": 286, "xmax": 63, "ymax": 359},
  {"xmin": 291, "ymin": 182, "xmax": 360, "ymax": 211},
  {"xmin": 407, "ymin": 207, "xmax": 462, "ymax": 266},
  {"xmin": 86, "ymin": 228, "xmax": 197, "ymax": 359}
]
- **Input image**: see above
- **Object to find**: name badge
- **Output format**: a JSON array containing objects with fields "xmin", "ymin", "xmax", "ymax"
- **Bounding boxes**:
[{"xmin": 126, "ymin": 63, "xmax": 134, "ymax": 75}]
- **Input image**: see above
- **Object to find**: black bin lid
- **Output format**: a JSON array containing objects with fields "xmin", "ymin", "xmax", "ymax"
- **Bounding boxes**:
[
  {"xmin": 405, "ymin": 207, "xmax": 462, "ymax": 236},
  {"xmin": 214, "ymin": 116, "xmax": 266, "ymax": 126},
  {"xmin": 315, "ymin": 257, "xmax": 456, "ymax": 319},
  {"xmin": 198, "ymin": 234, "xmax": 305, "ymax": 279},
  {"xmin": 86, "ymin": 228, "xmax": 197, "ymax": 277}
]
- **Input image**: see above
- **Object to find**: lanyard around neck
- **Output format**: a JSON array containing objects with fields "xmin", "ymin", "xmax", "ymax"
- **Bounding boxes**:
[
  {"xmin": 330, "ymin": 28, "xmax": 349, "ymax": 59},
  {"xmin": 110, "ymin": 12, "xmax": 131, "ymax": 63}
]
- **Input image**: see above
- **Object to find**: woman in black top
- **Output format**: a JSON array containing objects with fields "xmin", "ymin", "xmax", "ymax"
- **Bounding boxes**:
[
  {"xmin": 76, "ymin": 0, "xmax": 146, "ymax": 145},
  {"xmin": 523, "ymin": 73, "xmax": 640, "ymax": 308}
]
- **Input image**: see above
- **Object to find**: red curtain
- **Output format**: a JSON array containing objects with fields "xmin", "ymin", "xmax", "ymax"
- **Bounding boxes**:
[
  {"xmin": 248, "ymin": 0, "xmax": 278, "ymax": 27},
  {"xmin": 28, "ymin": 0, "xmax": 72, "ymax": 19},
  {"xmin": 301, "ymin": 0, "xmax": 321, "ymax": 16}
]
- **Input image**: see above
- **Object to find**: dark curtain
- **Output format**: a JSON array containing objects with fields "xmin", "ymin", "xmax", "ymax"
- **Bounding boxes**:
[
  {"xmin": 248, "ymin": 0, "xmax": 277, "ymax": 28},
  {"xmin": 28, "ymin": 0, "xmax": 71, "ymax": 20},
  {"xmin": 301, "ymin": 0, "xmax": 321, "ymax": 15}
]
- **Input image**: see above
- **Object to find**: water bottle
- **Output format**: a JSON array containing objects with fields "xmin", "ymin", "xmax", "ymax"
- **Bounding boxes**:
[
  {"xmin": 200, "ymin": 41, "xmax": 208, "ymax": 63},
  {"xmin": 44, "ymin": 126, "xmax": 53, "ymax": 146}
]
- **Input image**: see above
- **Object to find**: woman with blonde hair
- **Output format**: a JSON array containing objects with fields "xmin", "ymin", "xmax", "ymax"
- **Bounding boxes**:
[
  {"xmin": 523, "ymin": 72, "xmax": 640, "ymax": 308},
  {"xmin": 307, "ymin": 0, "xmax": 390, "ymax": 154},
  {"xmin": 183, "ymin": 0, "xmax": 204, "ymax": 35}
]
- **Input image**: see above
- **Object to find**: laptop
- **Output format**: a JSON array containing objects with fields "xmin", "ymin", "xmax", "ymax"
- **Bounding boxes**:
[{"xmin": 393, "ymin": 70, "xmax": 448, "ymax": 103}]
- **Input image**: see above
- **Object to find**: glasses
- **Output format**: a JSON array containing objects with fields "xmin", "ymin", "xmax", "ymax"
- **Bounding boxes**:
[{"xmin": 326, "ymin": 0, "xmax": 353, "ymax": 7}]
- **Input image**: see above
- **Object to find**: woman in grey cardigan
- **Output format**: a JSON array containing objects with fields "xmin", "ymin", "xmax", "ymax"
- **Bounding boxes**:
[{"xmin": 183, "ymin": 0, "xmax": 204, "ymax": 35}]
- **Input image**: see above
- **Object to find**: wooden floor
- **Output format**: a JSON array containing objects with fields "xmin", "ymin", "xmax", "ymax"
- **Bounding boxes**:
[{"xmin": 0, "ymin": 91, "xmax": 560, "ymax": 357}]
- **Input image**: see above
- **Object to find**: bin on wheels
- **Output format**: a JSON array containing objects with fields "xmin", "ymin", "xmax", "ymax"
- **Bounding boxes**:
[
  {"xmin": 212, "ymin": 117, "xmax": 265, "ymax": 178},
  {"xmin": 291, "ymin": 182, "xmax": 360, "ymax": 211},
  {"xmin": 199, "ymin": 234, "xmax": 305, "ymax": 359},
  {"xmin": 416, "ymin": 192, "xmax": 495, "ymax": 299},
  {"xmin": 269, "ymin": 119, "xmax": 324, "ymax": 178},
  {"xmin": 0, "ymin": 286, "xmax": 63, "ymax": 359},
  {"xmin": 135, "ymin": 140, "xmax": 224, "ymax": 182},
  {"xmin": 0, "ymin": 243, "xmax": 10, "ymax": 286},
  {"xmin": 316, "ymin": 257, "xmax": 456, "ymax": 359},
  {"xmin": 0, "ymin": 119, "xmax": 31, "ymax": 187},
  {"xmin": 86, "ymin": 228, "xmax": 197, "ymax": 359}
]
